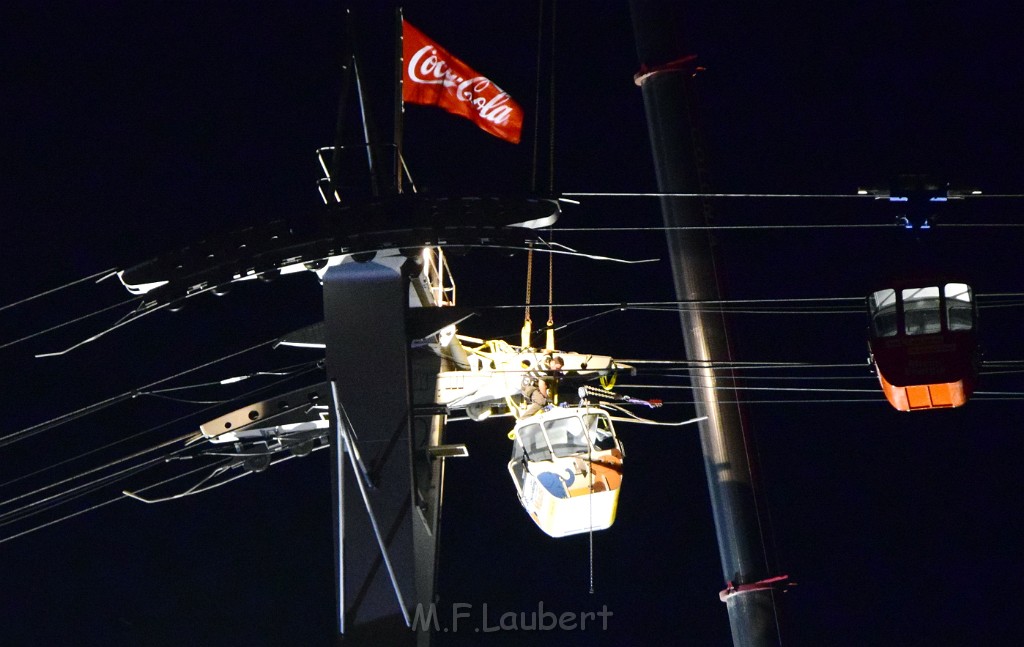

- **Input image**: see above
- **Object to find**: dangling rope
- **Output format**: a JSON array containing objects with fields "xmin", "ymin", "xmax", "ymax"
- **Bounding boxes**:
[
  {"xmin": 546, "ymin": 238, "xmax": 555, "ymax": 351},
  {"xmin": 522, "ymin": 241, "xmax": 534, "ymax": 348},
  {"xmin": 588, "ymin": 419, "xmax": 595, "ymax": 594}
]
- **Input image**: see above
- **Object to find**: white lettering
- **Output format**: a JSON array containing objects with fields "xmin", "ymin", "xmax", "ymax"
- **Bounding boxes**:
[
  {"xmin": 455, "ymin": 77, "xmax": 513, "ymax": 125},
  {"xmin": 478, "ymin": 93, "xmax": 513, "ymax": 124},
  {"xmin": 499, "ymin": 611, "xmax": 518, "ymax": 630},
  {"xmin": 430, "ymin": 601, "xmax": 612, "ymax": 632},
  {"xmin": 479, "ymin": 601, "xmax": 499, "ymax": 630},
  {"xmin": 538, "ymin": 601, "xmax": 558, "ymax": 631},
  {"xmin": 451, "ymin": 602, "xmax": 472, "ymax": 632},
  {"xmin": 408, "ymin": 45, "xmax": 449, "ymax": 85},
  {"xmin": 409, "ymin": 48, "xmax": 516, "ymax": 127},
  {"xmin": 481, "ymin": 602, "xmax": 500, "ymax": 633},
  {"xmin": 411, "ymin": 603, "xmax": 440, "ymax": 632},
  {"xmin": 579, "ymin": 610, "xmax": 596, "ymax": 629},
  {"xmin": 558, "ymin": 611, "xmax": 577, "ymax": 630}
]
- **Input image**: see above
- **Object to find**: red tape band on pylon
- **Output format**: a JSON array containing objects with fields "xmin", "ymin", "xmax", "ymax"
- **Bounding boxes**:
[{"xmin": 719, "ymin": 574, "xmax": 791, "ymax": 603}]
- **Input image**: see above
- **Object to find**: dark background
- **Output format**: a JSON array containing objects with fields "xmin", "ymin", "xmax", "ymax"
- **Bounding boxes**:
[{"xmin": 1, "ymin": 2, "xmax": 1023, "ymax": 645}]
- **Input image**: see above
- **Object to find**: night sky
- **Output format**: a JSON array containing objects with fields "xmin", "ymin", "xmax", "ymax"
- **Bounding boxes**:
[{"xmin": 2, "ymin": 2, "xmax": 1023, "ymax": 646}]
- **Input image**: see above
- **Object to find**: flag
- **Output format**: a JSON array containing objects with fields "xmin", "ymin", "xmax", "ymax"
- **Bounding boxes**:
[{"xmin": 402, "ymin": 19, "xmax": 523, "ymax": 144}]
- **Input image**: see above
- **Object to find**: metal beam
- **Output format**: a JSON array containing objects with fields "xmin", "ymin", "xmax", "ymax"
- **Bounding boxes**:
[{"xmin": 323, "ymin": 261, "xmax": 417, "ymax": 646}]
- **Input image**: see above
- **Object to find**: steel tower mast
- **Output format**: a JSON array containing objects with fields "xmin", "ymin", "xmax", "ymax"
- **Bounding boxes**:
[{"xmin": 630, "ymin": 2, "xmax": 785, "ymax": 644}]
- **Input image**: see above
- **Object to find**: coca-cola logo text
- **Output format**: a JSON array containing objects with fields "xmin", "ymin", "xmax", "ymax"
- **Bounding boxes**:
[{"xmin": 407, "ymin": 45, "xmax": 514, "ymax": 126}]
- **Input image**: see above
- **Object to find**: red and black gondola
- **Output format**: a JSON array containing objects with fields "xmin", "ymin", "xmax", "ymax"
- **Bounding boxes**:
[{"xmin": 867, "ymin": 281, "xmax": 979, "ymax": 411}]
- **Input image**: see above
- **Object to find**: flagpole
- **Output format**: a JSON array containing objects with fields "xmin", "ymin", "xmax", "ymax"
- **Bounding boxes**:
[{"xmin": 394, "ymin": 7, "xmax": 405, "ymax": 194}]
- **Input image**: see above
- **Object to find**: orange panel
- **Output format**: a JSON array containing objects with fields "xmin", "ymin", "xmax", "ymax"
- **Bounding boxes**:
[
  {"xmin": 878, "ymin": 372, "xmax": 969, "ymax": 411},
  {"xmin": 906, "ymin": 385, "xmax": 933, "ymax": 410},
  {"xmin": 927, "ymin": 384, "xmax": 954, "ymax": 408}
]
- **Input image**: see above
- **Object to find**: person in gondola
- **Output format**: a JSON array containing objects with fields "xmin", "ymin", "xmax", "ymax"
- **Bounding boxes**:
[{"xmin": 520, "ymin": 354, "xmax": 564, "ymax": 416}]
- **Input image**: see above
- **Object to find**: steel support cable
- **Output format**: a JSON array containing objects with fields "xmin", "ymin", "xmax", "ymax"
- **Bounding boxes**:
[
  {"xmin": 124, "ymin": 445, "xmax": 329, "ymax": 505},
  {"xmin": 0, "ymin": 457, "xmax": 163, "ymax": 529},
  {"xmin": 547, "ymin": 0, "xmax": 556, "ymax": 196},
  {"xmin": 639, "ymin": 368, "xmax": 870, "ymax": 376},
  {"xmin": 529, "ymin": 0, "xmax": 544, "ymax": 194},
  {"xmin": 624, "ymin": 359, "xmax": 868, "ymax": 368},
  {"xmin": 655, "ymin": 395, "xmax": 1024, "ymax": 405},
  {"xmin": 621, "ymin": 383, "xmax": 883, "ymax": 394},
  {"xmin": 632, "ymin": 302, "xmax": 865, "ymax": 311},
  {"xmin": 0, "ymin": 267, "xmax": 118, "ymax": 314},
  {"xmin": 563, "ymin": 191, "xmax": 876, "ymax": 198},
  {"xmin": 0, "ymin": 440, "xmax": 197, "ymax": 528},
  {"xmin": 635, "ymin": 362, "xmax": 870, "ymax": 372},
  {"xmin": 0, "ymin": 432, "xmax": 195, "ymax": 514},
  {"xmin": 0, "ymin": 335, "xmax": 285, "ymax": 449},
  {"xmin": 657, "ymin": 398, "xmax": 881, "ymax": 406},
  {"xmin": 556, "ymin": 223, "xmax": 893, "ymax": 232},
  {"xmin": 0, "ymin": 364, "xmax": 324, "ymax": 492},
  {"xmin": 681, "ymin": 360, "xmax": 1024, "ymax": 371},
  {"xmin": 547, "ymin": 307, "xmax": 621, "ymax": 333},
  {"xmin": 980, "ymin": 369, "xmax": 1024, "ymax": 376},
  {"xmin": 636, "ymin": 373, "xmax": 876, "ymax": 382},
  {"xmin": 482, "ymin": 295, "xmax": 864, "ymax": 307},
  {"xmin": 470, "ymin": 294, "xmax": 1024, "ymax": 311},
  {"xmin": 943, "ymin": 222, "xmax": 1024, "ymax": 227},
  {"xmin": 143, "ymin": 359, "xmax": 323, "ymax": 394},
  {"xmin": 647, "ymin": 389, "xmax": 1024, "ymax": 405},
  {"xmin": 973, "ymin": 390, "xmax": 1024, "ymax": 397},
  {"xmin": 122, "ymin": 462, "xmax": 234, "ymax": 504},
  {"xmin": 142, "ymin": 392, "xmax": 246, "ymax": 405},
  {"xmin": 551, "ymin": 223, "xmax": 1024, "ymax": 232},
  {"xmin": 0, "ymin": 457, "xmax": 233, "ymax": 546},
  {"xmin": 139, "ymin": 359, "xmax": 324, "ymax": 404},
  {"xmin": 32, "ymin": 300, "xmax": 173, "ymax": 359},
  {"xmin": 0, "ymin": 294, "xmax": 144, "ymax": 352},
  {"xmin": 627, "ymin": 305, "xmax": 865, "ymax": 314},
  {"xmin": 564, "ymin": 190, "xmax": 1024, "ymax": 200}
]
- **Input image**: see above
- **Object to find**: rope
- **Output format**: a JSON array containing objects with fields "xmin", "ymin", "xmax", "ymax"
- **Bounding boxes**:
[
  {"xmin": 524, "ymin": 241, "xmax": 534, "ymax": 326},
  {"xmin": 547, "ymin": 235, "xmax": 555, "ymax": 338},
  {"xmin": 588, "ymin": 428, "xmax": 595, "ymax": 595}
]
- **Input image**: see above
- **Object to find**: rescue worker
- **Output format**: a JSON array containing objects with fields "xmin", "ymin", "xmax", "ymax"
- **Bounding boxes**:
[{"xmin": 520, "ymin": 354, "xmax": 564, "ymax": 416}]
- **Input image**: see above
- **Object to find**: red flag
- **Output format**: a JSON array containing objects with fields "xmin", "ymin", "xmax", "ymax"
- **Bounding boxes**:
[{"xmin": 402, "ymin": 19, "xmax": 523, "ymax": 144}]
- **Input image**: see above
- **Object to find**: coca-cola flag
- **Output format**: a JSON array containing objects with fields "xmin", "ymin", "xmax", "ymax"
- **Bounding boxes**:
[{"xmin": 402, "ymin": 19, "xmax": 523, "ymax": 144}]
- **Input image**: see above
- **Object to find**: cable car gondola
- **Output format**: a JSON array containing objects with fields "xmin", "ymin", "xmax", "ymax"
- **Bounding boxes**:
[
  {"xmin": 867, "ymin": 281, "xmax": 979, "ymax": 411},
  {"xmin": 507, "ymin": 405, "xmax": 623, "ymax": 538}
]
